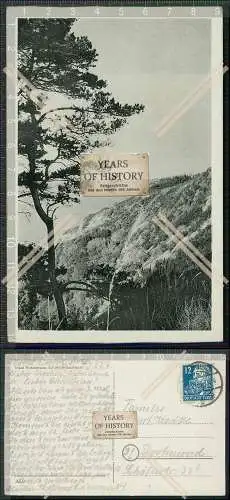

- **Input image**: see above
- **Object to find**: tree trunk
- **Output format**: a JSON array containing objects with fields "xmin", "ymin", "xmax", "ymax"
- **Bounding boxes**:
[
  {"xmin": 29, "ymin": 181, "xmax": 68, "ymax": 330},
  {"xmin": 46, "ymin": 219, "xmax": 68, "ymax": 330}
]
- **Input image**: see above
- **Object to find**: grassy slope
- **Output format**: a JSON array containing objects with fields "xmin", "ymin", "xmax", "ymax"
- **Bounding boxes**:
[
  {"xmin": 55, "ymin": 168, "xmax": 211, "ymax": 330},
  {"xmin": 19, "ymin": 169, "xmax": 211, "ymax": 330}
]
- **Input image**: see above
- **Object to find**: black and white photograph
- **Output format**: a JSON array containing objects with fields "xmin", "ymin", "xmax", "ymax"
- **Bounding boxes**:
[{"xmin": 6, "ymin": 6, "xmax": 223, "ymax": 342}]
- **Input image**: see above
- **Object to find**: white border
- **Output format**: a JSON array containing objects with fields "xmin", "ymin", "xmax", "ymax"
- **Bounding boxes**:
[
  {"xmin": 211, "ymin": 16, "xmax": 223, "ymax": 340},
  {"xmin": 6, "ymin": 7, "xmax": 224, "ymax": 343}
]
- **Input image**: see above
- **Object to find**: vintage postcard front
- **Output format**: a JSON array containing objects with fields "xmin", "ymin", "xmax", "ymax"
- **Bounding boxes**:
[
  {"xmin": 4, "ymin": 353, "xmax": 226, "ymax": 496},
  {"xmin": 5, "ymin": 6, "xmax": 224, "ymax": 342}
]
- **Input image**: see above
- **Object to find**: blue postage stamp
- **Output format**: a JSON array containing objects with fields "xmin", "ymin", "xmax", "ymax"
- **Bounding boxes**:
[{"xmin": 183, "ymin": 362, "xmax": 214, "ymax": 402}]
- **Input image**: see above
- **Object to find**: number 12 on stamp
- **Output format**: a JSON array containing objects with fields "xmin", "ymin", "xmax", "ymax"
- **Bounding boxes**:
[{"xmin": 183, "ymin": 362, "xmax": 214, "ymax": 402}]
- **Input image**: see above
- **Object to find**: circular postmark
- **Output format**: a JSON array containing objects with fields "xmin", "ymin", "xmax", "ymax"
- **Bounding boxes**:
[
  {"xmin": 122, "ymin": 444, "xmax": 139, "ymax": 461},
  {"xmin": 181, "ymin": 361, "xmax": 223, "ymax": 407}
]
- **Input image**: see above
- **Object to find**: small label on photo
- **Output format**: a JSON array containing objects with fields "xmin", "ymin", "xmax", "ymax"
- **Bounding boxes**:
[
  {"xmin": 92, "ymin": 411, "xmax": 138, "ymax": 439},
  {"xmin": 80, "ymin": 153, "xmax": 149, "ymax": 197}
]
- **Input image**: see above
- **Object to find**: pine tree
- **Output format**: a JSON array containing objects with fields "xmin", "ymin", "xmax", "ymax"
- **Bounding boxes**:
[{"xmin": 18, "ymin": 19, "xmax": 144, "ymax": 329}]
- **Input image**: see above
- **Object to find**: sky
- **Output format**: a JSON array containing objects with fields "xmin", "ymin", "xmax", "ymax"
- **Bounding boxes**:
[{"xmin": 19, "ymin": 18, "xmax": 211, "ymax": 244}]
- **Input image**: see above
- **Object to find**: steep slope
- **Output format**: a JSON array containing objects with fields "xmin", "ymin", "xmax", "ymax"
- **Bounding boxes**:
[
  {"xmin": 53, "ymin": 168, "xmax": 211, "ymax": 330},
  {"xmin": 58, "ymin": 170, "xmax": 211, "ymax": 277},
  {"xmin": 19, "ymin": 169, "xmax": 211, "ymax": 331}
]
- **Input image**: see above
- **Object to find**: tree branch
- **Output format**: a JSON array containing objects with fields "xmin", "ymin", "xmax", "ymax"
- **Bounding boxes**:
[
  {"xmin": 51, "ymin": 207, "xmax": 59, "ymax": 219},
  {"xmin": 37, "ymin": 106, "xmax": 129, "ymax": 125},
  {"xmin": 18, "ymin": 192, "xmax": 32, "ymax": 198},
  {"xmin": 44, "ymin": 137, "xmax": 63, "ymax": 180},
  {"xmin": 37, "ymin": 106, "xmax": 84, "ymax": 124},
  {"xmin": 47, "ymin": 202, "xmax": 58, "ymax": 217},
  {"xmin": 26, "ymin": 153, "xmax": 51, "ymax": 226},
  {"xmin": 29, "ymin": 184, "xmax": 51, "ymax": 226}
]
